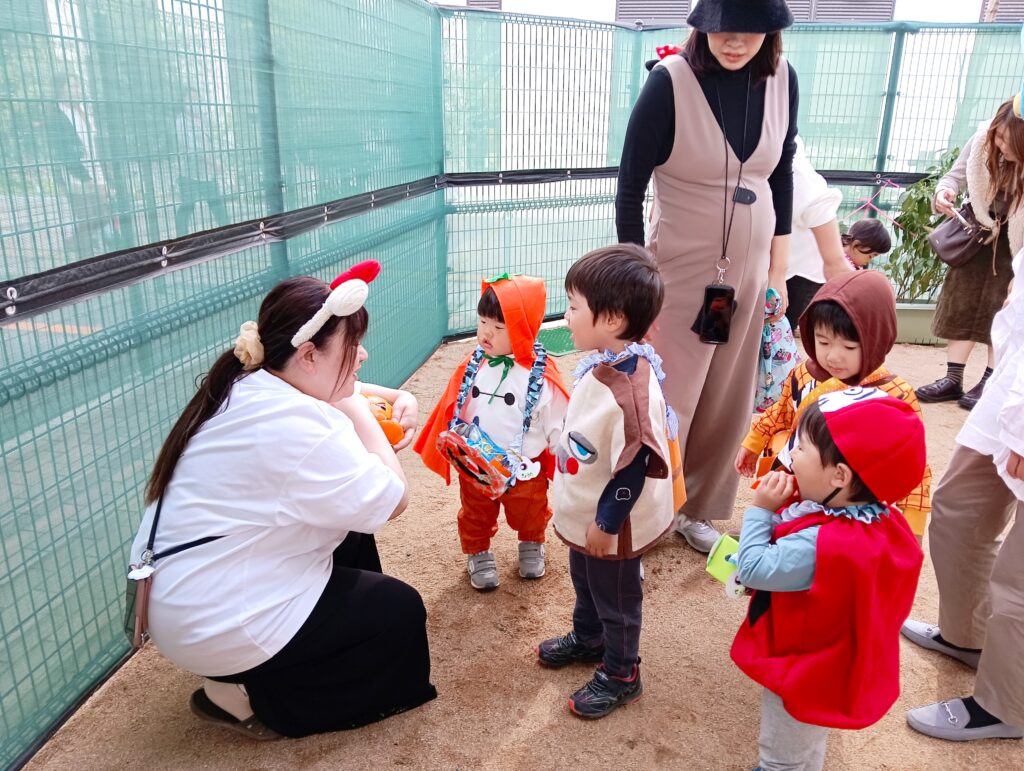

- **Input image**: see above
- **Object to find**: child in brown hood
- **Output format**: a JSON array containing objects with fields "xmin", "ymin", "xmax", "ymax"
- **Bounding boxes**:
[{"xmin": 734, "ymin": 270, "xmax": 932, "ymax": 537}]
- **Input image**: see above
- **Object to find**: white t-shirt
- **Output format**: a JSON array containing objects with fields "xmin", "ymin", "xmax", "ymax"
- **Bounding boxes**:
[
  {"xmin": 130, "ymin": 369, "xmax": 404, "ymax": 676},
  {"xmin": 787, "ymin": 139, "xmax": 843, "ymax": 284},
  {"xmin": 958, "ymin": 247, "xmax": 1024, "ymax": 500},
  {"xmin": 461, "ymin": 360, "xmax": 566, "ymax": 460}
]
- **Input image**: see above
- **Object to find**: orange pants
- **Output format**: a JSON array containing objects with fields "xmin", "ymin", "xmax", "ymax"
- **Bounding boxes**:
[{"xmin": 457, "ymin": 473, "xmax": 551, "ymax": 555}]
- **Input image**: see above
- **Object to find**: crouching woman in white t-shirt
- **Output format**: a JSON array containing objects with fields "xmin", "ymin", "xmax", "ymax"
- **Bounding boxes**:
[{"xmin": 129, "ymin": 262, "xmax": 436, "ymax": 740}]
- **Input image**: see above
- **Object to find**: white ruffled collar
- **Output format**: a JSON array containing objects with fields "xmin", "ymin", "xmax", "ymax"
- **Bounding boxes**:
[
  {"xmin": 572, "ymin": 342, "xmax": 679, "ymax": 440},
  {"xmin": 572, "ymin": 342, "xmax": 666, "ymax": 388},
  {"xmin": 777, "ymin": 498, "xmax": 888, "ymax": 525}
]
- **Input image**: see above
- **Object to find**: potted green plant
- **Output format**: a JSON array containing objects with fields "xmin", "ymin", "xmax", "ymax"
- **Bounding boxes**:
[{"xmin": 882, "ymin": 146, "xmax": 960, "ymax": 344}]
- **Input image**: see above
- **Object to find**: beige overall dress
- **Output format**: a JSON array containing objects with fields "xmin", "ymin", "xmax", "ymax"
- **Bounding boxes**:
[{"xmin": 647, "ymin": 56, "xmax": 789, "ymax": 522}]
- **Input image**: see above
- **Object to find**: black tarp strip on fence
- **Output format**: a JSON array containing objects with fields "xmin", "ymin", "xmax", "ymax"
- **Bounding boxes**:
[{"xmin": 0, "ymin": 167, "xmax": 926, "ymax": 323}]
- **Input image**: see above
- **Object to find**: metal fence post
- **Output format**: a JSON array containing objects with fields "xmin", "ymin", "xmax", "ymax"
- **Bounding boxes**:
[
  {"xmin": 431, "ymin": 9, "xmax": 450, "ymax": 338},
  {"xmin": 250, "ymin": 0, "xmax": 290, "ymax": 280},
  {"xmin": 873, "ymin": 22, "xmax": 915, "ymax": 216}
]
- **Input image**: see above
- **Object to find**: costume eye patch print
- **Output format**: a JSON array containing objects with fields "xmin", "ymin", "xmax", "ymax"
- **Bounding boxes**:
[
  {"xmin": 567, "ymin": 432, "xmax": 598, "ymax": 464},
  {"xmin": 556, "ymin": 431, "xmax": 599, "ymax": 475}
]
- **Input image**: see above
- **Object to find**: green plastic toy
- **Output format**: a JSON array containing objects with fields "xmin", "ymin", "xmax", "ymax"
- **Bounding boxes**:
[{"xmin": 706, "ymin": 533, "xmax": 746, "ymax": 598}]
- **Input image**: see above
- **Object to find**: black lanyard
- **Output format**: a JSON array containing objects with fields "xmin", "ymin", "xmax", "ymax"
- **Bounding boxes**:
[{"xmin": 715, "ymin": 72, "xmax": 751, "ymax": 283}]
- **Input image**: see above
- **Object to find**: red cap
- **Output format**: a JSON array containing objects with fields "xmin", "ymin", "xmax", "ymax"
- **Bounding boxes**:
[{"xmin": 817, "ymin": 388, "xmax": 926, "ymax": 504}]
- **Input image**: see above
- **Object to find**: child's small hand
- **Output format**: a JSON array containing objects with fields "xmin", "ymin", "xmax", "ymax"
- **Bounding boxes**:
[
  {"xmin": 753, "ymin": 470, "xmax": 796, "ymax": 512},
  {"xmin": 734, "ymin": 447, "xmax": 758, "ymax": 477},
  {"xmin": 585, "ymin": 522, "xmax": 616, "ymax": 558}
]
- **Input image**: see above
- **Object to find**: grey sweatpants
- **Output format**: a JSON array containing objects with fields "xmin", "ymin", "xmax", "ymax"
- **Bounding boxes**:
[{"xmin": 758, "ymin": 689, "xmax": 829, "ymax": 771}]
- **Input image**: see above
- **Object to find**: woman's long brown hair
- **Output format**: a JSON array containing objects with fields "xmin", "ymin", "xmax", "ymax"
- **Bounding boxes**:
[
  {"xmin": 145, "ymin": 276, "xmax": 369, "ymax": 503},
  {"xmin": 985, "ymin": 99, "xmax": 1024, "ymax": 214}
]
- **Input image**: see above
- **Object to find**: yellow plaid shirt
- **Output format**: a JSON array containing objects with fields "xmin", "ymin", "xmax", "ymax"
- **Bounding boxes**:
[{"xmin": 742, "ymin": 363, "xmax": 932, "ymax": 535}]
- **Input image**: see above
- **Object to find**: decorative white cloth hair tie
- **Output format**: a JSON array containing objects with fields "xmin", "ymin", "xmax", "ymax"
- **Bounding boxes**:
[
  {"xmin": 233, "ymin": 321, "xmax": 264, "ymax": 370},
  {"xmin": 290, "ymin": 260, "xmax": 381, "ymax": 348}
]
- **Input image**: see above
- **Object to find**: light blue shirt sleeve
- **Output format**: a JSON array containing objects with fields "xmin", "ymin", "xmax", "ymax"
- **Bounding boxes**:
[{"xmin": 735, "ymin": 506, "xmax": 819, "ymax": 592}]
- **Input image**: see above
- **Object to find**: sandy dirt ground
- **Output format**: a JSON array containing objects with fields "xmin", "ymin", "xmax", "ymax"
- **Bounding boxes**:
[{"xmin": 28, "ymin": 339, "xmax": 1020, "ymax": 770}]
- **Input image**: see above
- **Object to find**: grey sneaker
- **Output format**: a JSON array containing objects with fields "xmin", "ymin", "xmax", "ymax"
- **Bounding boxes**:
[
  {"xmin": 906, "ymin": 698, "xmax": 1024, "ymax": 741},
  {"xmin": 900, "ymin": 620, "xmax": 981, "ymax": 668},
  {"xmin": 467, "ymin": 550, "xmax": 499, "ymax": 591},
  {"xmin": 518, "ymin": 541, "xmax": 546, "ymax": 579},
  {"xmin": 675, "ymin": 515, "xmax": 719, "ymax": 553}
]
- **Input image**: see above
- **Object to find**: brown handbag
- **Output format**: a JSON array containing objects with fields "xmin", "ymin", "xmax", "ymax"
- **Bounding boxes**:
[
  {"xmin": 124, "ymin": 497, "xmax": 224, "ymax": 648},
  {"xmin": 927, "ymin": 202, "xmax": 996, "ymax": 268}
]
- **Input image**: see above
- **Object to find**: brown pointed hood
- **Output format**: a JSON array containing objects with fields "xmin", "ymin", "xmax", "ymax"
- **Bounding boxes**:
[{"xmin": 798, "ymin": 270, "xmax": 897, "ymax": 383}]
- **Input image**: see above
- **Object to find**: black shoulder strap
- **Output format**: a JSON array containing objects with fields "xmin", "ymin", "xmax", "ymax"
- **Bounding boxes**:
[
  {"xmin": 144, "ymin": 496, "xmax": 225, "ymax": 563},
  {"xmin": 153, "ymin": 536, "xmax": 225, "ymax": 561}
]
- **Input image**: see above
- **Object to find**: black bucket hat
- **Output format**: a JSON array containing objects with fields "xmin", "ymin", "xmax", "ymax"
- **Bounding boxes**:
[{"xmin": 687, "ymin": 0, "xmax": 794, "ymax": 34}]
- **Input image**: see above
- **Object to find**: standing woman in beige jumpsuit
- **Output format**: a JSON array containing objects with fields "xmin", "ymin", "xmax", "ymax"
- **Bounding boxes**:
[{"xmin": 616, "ymin": 0, "xmax": 798, "ymax": 552}]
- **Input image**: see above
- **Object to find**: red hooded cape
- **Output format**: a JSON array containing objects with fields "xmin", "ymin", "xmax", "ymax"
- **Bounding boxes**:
[
  {"xmin": 414, "ymin": 274, "xmax": 570, "ymax": 484},
  {"xmin": 731, "ymin": 508, "xmax": 923, "ymax": 729}
]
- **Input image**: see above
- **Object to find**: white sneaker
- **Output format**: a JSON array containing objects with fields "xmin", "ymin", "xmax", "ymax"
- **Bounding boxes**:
[{"xmin": 675, "ymin": 515, "xmax": 719, "ymax": 553}]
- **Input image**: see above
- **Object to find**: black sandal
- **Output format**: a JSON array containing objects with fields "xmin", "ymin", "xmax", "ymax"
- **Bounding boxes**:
[{"xmin": 189, "ymin": 688, "xmax": 282, "ymax": 741}]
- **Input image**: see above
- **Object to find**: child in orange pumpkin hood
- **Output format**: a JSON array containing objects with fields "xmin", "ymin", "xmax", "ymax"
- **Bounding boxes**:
[{"xmin": 415, "ymin": 274, "xmax": 568, "ymax": 590}]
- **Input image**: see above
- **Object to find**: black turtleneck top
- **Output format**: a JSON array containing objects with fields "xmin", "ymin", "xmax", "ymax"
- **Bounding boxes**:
[{"xmin": 615, "ymin": 56, "xmax": 799, "ymax": 246}]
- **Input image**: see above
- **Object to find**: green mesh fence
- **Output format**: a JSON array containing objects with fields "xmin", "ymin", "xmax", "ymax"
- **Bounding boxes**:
[
  {"xmin": 0, "ymin": 0, "xmax": 442, "ymax": 281},
  {"xmin": 0, "ymin": 1, "xmax": 445, "ymax": 766},
  {"xmin": 0, "ymin": 193, "xmax": 446, "ymax": 768},
  {"xmin": 2, "ymin": 3, "xmax": 1024, "ymax": 766},
  {"xmin": 437, "ymin": 14, "xmax": 1024, "ymax": 324}
]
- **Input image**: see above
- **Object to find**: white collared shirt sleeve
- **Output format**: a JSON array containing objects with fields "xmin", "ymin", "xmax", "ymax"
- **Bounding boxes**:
[
  {"xmin": 280, "ymin": 421, "xmax": 404, "ymax": 533},
  {"xmin": 997, "ymin": 348, "xmax": 1024, "ymax": 457}
]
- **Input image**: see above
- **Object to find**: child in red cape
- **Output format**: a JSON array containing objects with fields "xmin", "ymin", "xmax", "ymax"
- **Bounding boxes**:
[
  {"xmin": 730, "ymin": 388, "xmax": 926, "ymax": 771},
  {"xmin": 415, "ymin": 274, "xmax": 569, "ymax": 590}
]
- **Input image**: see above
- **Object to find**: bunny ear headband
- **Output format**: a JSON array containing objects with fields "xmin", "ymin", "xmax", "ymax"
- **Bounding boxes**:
[{"xmin": 290, "ymin": 260, "xmax": 381, "ymax": 348}]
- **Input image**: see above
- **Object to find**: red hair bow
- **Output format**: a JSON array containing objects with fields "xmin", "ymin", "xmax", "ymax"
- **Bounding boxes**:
[{"xmin": 656, "ymin": 44, "xmax": 682, "ymax": 60}]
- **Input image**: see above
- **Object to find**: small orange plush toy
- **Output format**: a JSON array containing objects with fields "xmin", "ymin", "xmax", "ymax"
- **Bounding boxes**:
[{"xmin": 363, "ymin": 394, "xmax": 405, "ymax": 446}]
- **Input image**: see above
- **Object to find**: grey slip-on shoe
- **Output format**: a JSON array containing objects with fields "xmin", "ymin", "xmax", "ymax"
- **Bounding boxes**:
[
  {"xmin": 900, "ymin": 619, "xmax": 981, "ymax": 668},
  {"xmin": 906, "ymin": 698, "xmax": 1024, "ymax": 742}
]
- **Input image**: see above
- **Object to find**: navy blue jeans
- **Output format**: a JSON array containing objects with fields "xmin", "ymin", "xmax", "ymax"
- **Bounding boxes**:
[{"xmin": 569, "ymin": 548, "xmax": 643, "ymax": 677}]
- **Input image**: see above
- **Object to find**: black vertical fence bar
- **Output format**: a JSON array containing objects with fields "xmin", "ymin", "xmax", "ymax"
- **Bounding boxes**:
[{"xmin": 251, "ymin": 0, "xmax": 289, "ymax": 280}]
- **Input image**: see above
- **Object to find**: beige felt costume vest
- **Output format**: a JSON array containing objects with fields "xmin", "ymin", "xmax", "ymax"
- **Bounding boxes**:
[{"xmin": 552, "ymin": 358, "xmax": 675, "ymax": 558}]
